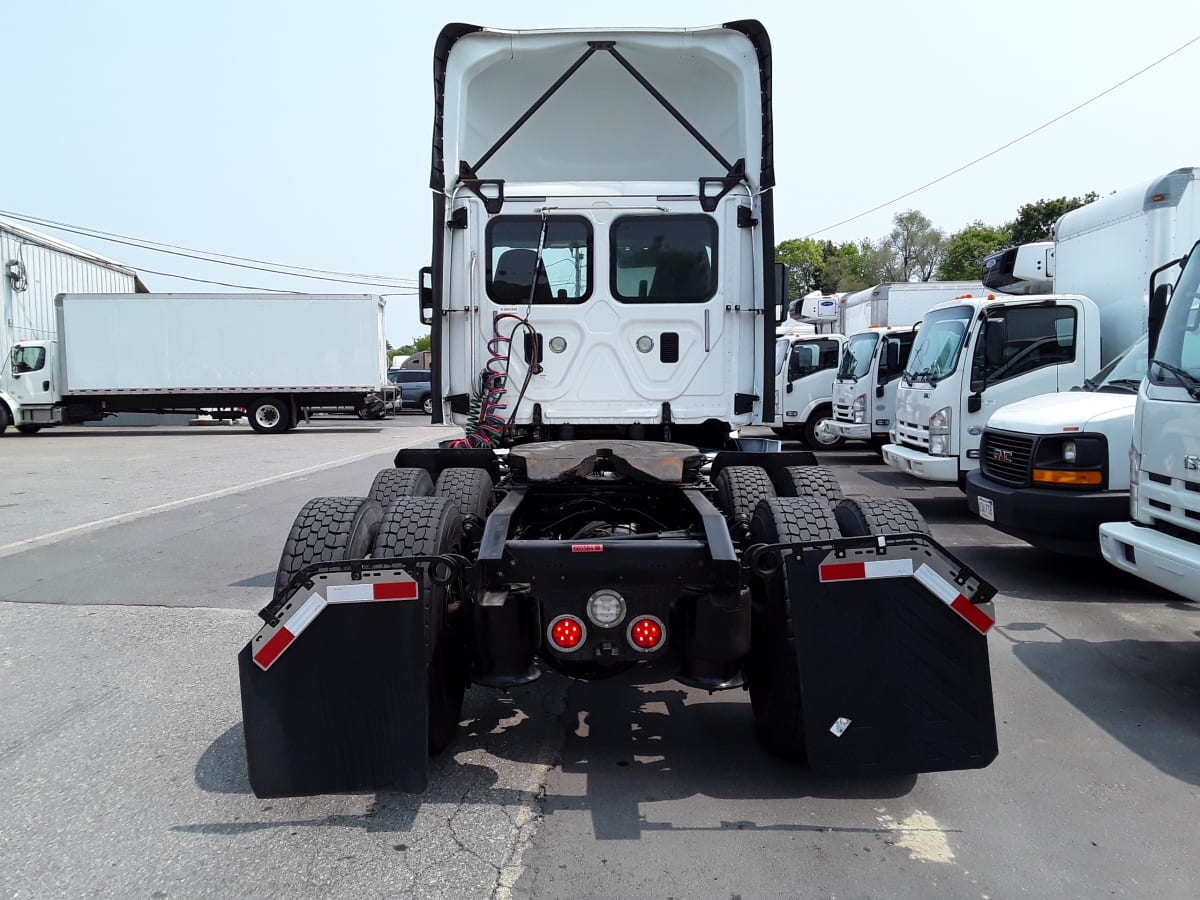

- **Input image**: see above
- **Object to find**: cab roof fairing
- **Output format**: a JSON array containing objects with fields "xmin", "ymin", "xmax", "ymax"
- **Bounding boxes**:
[{"xmin": 429, "ymin": 21, "xmax": 774, "ymax": 196}]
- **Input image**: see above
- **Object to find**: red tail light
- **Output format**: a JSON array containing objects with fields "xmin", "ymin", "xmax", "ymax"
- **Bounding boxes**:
[
  {"xmin": 628, "ymin": 616, "xmax": 664, "ymax": 651},
  {"xmin": 548, "ymin": 615, "xmax": 585, "ymax": 651}
]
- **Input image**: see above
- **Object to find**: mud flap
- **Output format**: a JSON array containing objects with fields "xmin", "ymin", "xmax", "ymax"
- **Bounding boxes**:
[
  {"xmin": 238, "ymin": 570, "xmax": 429, "ymax": 797},
  {"xmin": 767, "ymin": 534, "xmax": 998, "ymax": 775}
]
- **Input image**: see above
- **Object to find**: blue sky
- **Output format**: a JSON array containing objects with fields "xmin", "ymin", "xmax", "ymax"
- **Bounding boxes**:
[{"xmin": 5, "ymin": 0, "xmax": 1198, "ymax": 346}]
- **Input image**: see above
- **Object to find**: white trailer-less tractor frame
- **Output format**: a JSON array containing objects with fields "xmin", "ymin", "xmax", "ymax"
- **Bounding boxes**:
[{"xmin": 238, "ymin": 22, "xmax": 998, "ymax": 797}]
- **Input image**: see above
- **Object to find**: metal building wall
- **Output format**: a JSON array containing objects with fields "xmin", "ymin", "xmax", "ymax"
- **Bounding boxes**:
[{"xmin": 1, "ymin": 226, "xmax": 138, "ymax": 347}]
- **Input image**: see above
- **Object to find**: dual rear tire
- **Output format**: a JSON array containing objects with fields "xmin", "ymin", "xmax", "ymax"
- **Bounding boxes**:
[{"xmin": 273, "ymin": 492, "xmax": 469, "ymax": 753}]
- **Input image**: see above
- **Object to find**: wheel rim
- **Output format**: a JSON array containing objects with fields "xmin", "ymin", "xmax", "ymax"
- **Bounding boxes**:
[
  {"xmin": 811, "ymin": 417, "xmax": 841, "ymax": 446},
  {"xmin": 423, "ymin": 398, "xmax": 433, "ymax": 415},
  {"xmin": 255, "ymin": 405, "xmax": 281, "ymax": 428}
]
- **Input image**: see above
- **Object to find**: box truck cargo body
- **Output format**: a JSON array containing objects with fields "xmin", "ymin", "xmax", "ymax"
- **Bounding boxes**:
[{"xmin": 1, "ymin": 293, "xmax": 389, "ymax": 434}]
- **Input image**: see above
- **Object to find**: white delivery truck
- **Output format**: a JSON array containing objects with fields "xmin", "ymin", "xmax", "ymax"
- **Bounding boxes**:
[
  {"xmin": 829, "ymin": 281, "xmax": 986, "ymax": 450},
  {"xmin": 1, "ymin": 293, "xmax": 390, "ymax": 434},
  {"xmin": 236, "ymin": 21, "xmax": 1000, "ymax": 798},
  {"xmin": 1099, "ymin": 237, "xmax": 1200, "ymax": 600},
  {"xmin": 882, "ymin": 174, "xmax": 1179, "ymax": 489},
  {"xmin": 967, "ymin": 166, "xmax": 1199, "ymax": 552},
  {"xmin": 770, "ymin": 330, "xmax": 846, "ymax": 448}
]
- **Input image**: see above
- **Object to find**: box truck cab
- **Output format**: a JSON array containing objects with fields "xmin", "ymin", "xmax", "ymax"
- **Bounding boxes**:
[
  {"xmin": 830, "ymin": 325, "xmax": 917, "ymax": 448},
  {"xmin": 826, "ymin": 281, "xmax": 986, "ymax": 451},
  {"xmin": 770, "ymin": 332, "xmax": 846, "ymax": 448},
  {"xmin": 883, "ymin": 292, "xmax": 1100, "ymax": 486},
  {"xmin": 1100, "ymin": 239, "xmax": 1200, "ymax": 601}
]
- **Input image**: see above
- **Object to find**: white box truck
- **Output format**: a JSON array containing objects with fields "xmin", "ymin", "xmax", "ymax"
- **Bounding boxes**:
[
  {"xmin": 1099, "ymin": 237, "xmax": 1200, "ymax": 600},
  {"xmin": 883, "ymin": 171, "xmax": 1194, "ymax": 489},
  {"xmin": 1, "ymin": 293, "xmax": 390, "ymax": 434},
  {"xmin": 829, "ymin": 281, "xmax": 986, "ymax": 449},
  {"xmin": 966, "ymin": 167, "xmax": 1199, "ymax": 553}
]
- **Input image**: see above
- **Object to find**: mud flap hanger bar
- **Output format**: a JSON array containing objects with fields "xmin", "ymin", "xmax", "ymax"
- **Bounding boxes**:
[
  {"xmin": 458, "ymin": 40, "xmax": 746, "ymax": 214},
  {"xmin": 257, "ymin": 553, "xmax": 467, "ymax": 625},
  {"xmin": 745, "ymin": 532, "xmax": 997, "ymax": 631}
]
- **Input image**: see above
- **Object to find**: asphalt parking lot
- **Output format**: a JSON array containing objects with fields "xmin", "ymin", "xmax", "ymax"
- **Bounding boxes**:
[{"xmin": 2, "ymin": 419, "xmax": 1198, "ymax": 899}]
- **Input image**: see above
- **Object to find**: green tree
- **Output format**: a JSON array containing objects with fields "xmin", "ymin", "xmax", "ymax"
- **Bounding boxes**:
[
  {"xmin": 819, "ymin": 240, "xmax": 888, "ymax": 293},
  {"xmin": 882, "ymin": 210, "xmax": 945, "ymax": 281},
  {"xmin": 938, "ymin": 221, "xmax": 1013, "ymax": 280},
  {"xmin": 1009, "ymin": 193, "xmax": 1098, "ymax": 245},
  {"xmin": 775, "ymin": 238, "xmax": 825, "ymax": 297}
]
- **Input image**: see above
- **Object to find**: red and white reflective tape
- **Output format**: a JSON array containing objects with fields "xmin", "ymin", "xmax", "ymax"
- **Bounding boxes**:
[
  {"xmin": 913, "ymin": 564, "xmax": 994, "ymax": 634},
  {"xmin": 251, "ymin": 576, "xmax": 418, "ymax": 671},
  {"xmin": 819, "ymin": 558, "xmax": 914, "ymax": 582},
  {"xmin": 571, "ymin": 544, "xmax": 604, "ymax": 553},
  {"xmin": 252, "ymin": 593, "xmax": 326, "ymax": 670},
  {"xmin": 326, "ymin": 581, "xmax": 418, "ymax": 603}
]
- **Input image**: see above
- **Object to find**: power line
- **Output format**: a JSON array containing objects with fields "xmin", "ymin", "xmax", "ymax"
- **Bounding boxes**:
[
  {"xmin": 126, "ymin": 267, "xmax": 421, "ymax": 295},
  {"xmin": 0, "ymin": 208, "xmax": 416, "ymax": 287},
  {"xmin": 804, "ymin": 31, "xmax": 1200, "ymax": 238}
]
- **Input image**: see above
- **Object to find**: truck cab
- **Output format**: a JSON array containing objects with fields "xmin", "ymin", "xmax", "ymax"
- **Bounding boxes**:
[
  {"xmin": 771, "ymin": 332, "xmax": 845, "ymax": 448},
  {"xmin": 1100, "ymin": 240, "xmax": 1200, "ymax": 600},
  {"xmin": 883, "ymin": 293, "xmax": 1100, "ymax": 486},
  {"xmin": 830, "ymin": 325, "xmax": 917, "ymax": 449},
  {"xmin": 3, "ymin": 341, "xmax": 60, "ymax": 432}
]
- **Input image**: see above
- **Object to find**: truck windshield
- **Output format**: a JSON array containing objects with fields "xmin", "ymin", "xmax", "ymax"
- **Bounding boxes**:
[
  {"xmin": 1152, "ymin": 251, "xmax": 1200, "ymax": 391},
  {"xmin": 1083, "ymin": 333, "xmax": 1148, "ymax": 393},
  {"xmin": 904, "ymin": 306, "xmax": 972, "ymax": 384},
  {"xmin": 838, "ymin": 332, "xmax": 878, "ymax": 381},
  {"xmin": 774, "ymin": 337, "xmax": 790, "ymax": 375}
]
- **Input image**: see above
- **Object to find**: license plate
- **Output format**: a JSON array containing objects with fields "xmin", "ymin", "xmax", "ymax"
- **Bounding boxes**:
[{"xmin": 977, "ymin": 497, "xmax": 995, "ymax": 522}]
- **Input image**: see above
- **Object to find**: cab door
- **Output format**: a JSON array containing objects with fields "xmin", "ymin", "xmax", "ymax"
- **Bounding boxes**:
[
  {"xmin": 7, "ymin": 342, "xmax": 57, "ymax": 407},
  {"xmin": 962, "ymin": 303, "xmax": 1081, "ymax": 454}
]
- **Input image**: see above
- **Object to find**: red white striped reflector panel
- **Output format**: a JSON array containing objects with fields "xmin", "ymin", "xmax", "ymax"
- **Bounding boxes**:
[
  {"xmin": 326, "ymin": 581, "xmax": 418, "ymax": 603},
  {"xmin": 913, "ymin": 564, "xmax": 995, "ymax": 634},
  {"xmin": 252, "ymin": 593, "xmax": 326, "ymax": 670},
  {"xmin": 819, "ymin": 558, "xmax": 914, "ymax": 582},
  {"xmin": 251, "ymin": 576, "xmax": 419, "ymax": 671}
]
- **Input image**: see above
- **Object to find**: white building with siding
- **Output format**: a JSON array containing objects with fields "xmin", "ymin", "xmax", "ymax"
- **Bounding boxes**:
[{"xmin": 1, "ymin": 216, "xmax": 146, "ymax": 351}]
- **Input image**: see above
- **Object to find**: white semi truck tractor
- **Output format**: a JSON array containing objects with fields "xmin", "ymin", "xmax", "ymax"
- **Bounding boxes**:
[{"xmin": 236, "ymin": 21, "xmax": 1000, "ymax": 798}]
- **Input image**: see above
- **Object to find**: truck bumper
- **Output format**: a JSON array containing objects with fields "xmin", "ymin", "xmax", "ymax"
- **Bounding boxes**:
[
  {"xmin": 1099, "ymin": 521, "xmax": 1200, "ymax": 603},
  {"xmin": 881, "ymin": 443, "xmax": 959, "ymax": 482},
  {"xmin": 966, "ymin": 469, "xmax": 1126, "ymax": 556},
  {"xmin": 829, "ymin": 421, "xmax": 872, "ymax": 440}
]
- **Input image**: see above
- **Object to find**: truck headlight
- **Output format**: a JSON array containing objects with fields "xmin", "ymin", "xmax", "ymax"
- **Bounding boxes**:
[
  {"xmin": 1062, "ymin": 440, "xmax": 1077, "ymax": 464},
  {"xmin": 928, "ymin": 406, "xmax": 951, "ymax": 456},
  {"xmin": 851, "ymin": 394, "xmax": 866, "ymax": 424}
]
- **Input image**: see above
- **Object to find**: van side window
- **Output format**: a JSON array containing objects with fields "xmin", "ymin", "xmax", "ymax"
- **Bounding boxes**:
[
  {"xmin": 485, "ymin": 216, "xmax": 592, "ymax": 304},
  {"xmin": 611, "ymin": 215, "xmax": 717, "ymax": 302}
]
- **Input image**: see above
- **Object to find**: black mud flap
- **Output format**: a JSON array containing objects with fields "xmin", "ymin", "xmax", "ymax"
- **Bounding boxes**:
[
  {"xmin": 758, "ymin": 534, "xmax": 998, "ymax": 775},
  {"xmin": 238, "ymin": 568, "xmax": 429, "ymax": 798}
]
